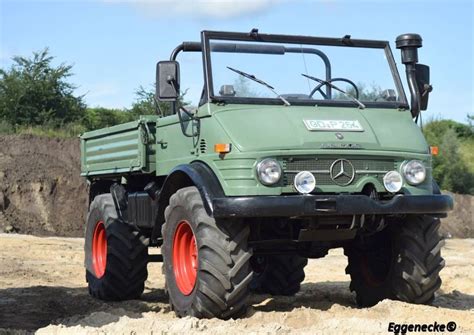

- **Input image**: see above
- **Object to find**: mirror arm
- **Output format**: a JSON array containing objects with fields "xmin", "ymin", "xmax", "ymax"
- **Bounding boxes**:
[
  {"xmin": 421, "ymin": 83, "xmax": 433, "ymax": 97},
  {"xmin": 153, "ymin": 96, "xmax": 164, "ymax": 117},
  {"xmin": 167, "ymin": 77, "xmax": 178, "ymax": 114},
  {"xmin": 167, "ymin": 76, "xmax": 178, "ymax": 95}
]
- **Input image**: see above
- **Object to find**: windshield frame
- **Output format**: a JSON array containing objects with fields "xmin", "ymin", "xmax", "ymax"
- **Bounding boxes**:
[{"xmin": 201, "ymin": 30, "xmax": 408, "ymax": 109}]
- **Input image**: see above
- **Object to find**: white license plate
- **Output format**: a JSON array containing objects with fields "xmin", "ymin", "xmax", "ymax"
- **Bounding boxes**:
[{"xmin": 303, "ymin": 119, "xmax": 364, "ymax": 132}]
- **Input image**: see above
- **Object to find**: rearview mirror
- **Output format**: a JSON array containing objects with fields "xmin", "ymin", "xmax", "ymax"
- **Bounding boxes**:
[
  {"xmin": 156, "ymin": 61, "xmax": 180, "ymax": 101},
  {"xmin": 415, "ymin": 64, "xmax": 431, "ymax": 111}
]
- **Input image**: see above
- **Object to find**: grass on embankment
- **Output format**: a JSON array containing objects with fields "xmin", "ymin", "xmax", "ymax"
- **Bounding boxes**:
[{"xmin": 0, "ymin": 120, "xmax": 83, "ymax": 138}]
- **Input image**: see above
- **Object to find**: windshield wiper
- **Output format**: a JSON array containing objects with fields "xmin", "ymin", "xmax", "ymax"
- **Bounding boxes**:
[
  {"xmin": 227, "ymin": 66, "xmax": 290, "ymax": 106},
  {"xmin": 301, "ymin": 74, "xmax": 366, "ymax": 109}
]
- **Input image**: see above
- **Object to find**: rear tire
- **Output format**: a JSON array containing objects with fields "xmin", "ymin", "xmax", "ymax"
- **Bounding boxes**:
[
  {"xmin": 345, "ymin": 215, "xmax": 444, "ymax": 307},
  {"xmin": 250, "ymin": 255, "xmax": 307, "ymax": 295},
  {"xmin": 85, "ymin": 194, "xmax": 148, "ymax": 300},
  {"xmin": 162, "ymin": 186, "xmax": 253, "ymax": 319}
]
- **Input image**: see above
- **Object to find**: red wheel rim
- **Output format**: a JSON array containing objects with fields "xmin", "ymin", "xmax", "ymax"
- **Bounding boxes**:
[
  {"xmin": 92, "ymin": 220, "xmax": 107, "ymax": 278},
  {"xmin": 173, "ymin": 220, "xmax": 198, "ymax": 295}
]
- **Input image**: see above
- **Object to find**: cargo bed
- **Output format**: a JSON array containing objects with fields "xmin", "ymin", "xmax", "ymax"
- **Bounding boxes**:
[{"xmin": 80, "ymin": 116, "xmax": 158, "ymax": 176}]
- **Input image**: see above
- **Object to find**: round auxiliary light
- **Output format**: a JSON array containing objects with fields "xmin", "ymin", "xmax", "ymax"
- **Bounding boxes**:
[
  {"xmin": 256, "ymin": 158, "xmax": 282, "ymax": 185},
  {"xmin": 403, "ymin": 160, "xmax": 426, "ymax": 185},
  {"xmin": 383, "ymin": 171, "xmax": 403, "ymax": 193},
  {"xmin": 294, "ymin": 171, "xmax": 316, "ymax": 194}
]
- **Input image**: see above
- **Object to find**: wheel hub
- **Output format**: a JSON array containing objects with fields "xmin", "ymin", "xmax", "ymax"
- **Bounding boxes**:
[
  {"xmin": 173, "ymin": 220, "xmax": 198, "ymax": 295},
  {"xmin": 92, "ymin": 220, "xmax": 107, "ymax": 278}
]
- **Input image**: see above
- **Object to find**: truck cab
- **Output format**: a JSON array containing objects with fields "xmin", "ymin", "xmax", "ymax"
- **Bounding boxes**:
[{"xmin": 80, "ymin": 30, "xmax": 452, "ymax": 319}]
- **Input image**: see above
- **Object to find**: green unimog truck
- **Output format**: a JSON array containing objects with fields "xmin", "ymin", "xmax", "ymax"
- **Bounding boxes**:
[{"xmin": 80, "ymin": 29, "xmax": 453, "ymax": 319}]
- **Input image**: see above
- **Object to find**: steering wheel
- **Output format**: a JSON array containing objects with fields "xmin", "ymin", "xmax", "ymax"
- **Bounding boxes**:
[{"xmin": 309, "ymin": 77, "xmax": 360, "ymax": 99}]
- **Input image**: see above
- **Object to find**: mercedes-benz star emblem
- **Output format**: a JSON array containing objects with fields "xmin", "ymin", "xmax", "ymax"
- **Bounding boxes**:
[{"xmin": 329, "ymin": 159, "xmax": 355, "ymax": 186}]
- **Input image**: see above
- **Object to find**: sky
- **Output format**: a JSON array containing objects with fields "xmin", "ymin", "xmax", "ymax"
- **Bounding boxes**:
[{"xmin": 0, "ymin": 0, "xmax": 472, "ymax": 122}]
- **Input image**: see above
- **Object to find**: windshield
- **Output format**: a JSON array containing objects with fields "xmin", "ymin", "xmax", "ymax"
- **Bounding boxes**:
[{"xmin": 206, "ymin": 35, "xmax": 406, "ymax": 107}]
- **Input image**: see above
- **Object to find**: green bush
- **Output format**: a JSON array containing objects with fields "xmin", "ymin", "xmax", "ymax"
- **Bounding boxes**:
[
  {"xmin": 424, "ymin": 118, "xmax": 474, "ymax": 194},
  {"xmin": 0, "ymin": 119, "xmax": 14, "ymax": 134},
  {"xmin": 82, "ymin": 107, "xmax": 136, "ymax": 131},
  {"xmin": 424, "ymin": 118, "xmax": 473, "ymax": 144}
]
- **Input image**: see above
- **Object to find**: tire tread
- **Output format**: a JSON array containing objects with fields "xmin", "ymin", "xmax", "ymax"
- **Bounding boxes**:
[
  {"xmin": 163, "ymin": 186, "xmax": 252, "ymax": 319},
  {"xmin": 86, "ymin": 194, "xmax": 148, "ymax": 301}
]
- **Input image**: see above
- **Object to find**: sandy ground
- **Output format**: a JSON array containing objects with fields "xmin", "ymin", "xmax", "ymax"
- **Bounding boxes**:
[{"xmin": 0, "ymin": 234, "xmax": 472, "ymax": 334}]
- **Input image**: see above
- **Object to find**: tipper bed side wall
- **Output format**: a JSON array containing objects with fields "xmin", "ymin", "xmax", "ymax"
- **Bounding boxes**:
[{"xmin": 81, "ymin": 116, "xmax": 159, "ymax": 177}]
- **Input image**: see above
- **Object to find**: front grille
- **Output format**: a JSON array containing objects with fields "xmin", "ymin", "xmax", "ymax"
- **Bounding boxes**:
[{"xmin": 283, "ymin": 157, "xmax": 395, "ymax": 187}]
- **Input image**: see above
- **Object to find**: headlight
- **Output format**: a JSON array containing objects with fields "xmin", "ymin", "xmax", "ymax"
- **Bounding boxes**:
[
  {"xmin": 383, "ymin": 171, "xmax": 403, "ymax": 193},
  {"xmin": 403, "ymin": 160, "xmax": 426, "ymax": 185},
  {"xmin": 294, "ymin": 171, "xmax": 316, "ymax": 194},
  {"xmin": 256, "ymin": 158, "xmax": 282, "ymax": 185}
]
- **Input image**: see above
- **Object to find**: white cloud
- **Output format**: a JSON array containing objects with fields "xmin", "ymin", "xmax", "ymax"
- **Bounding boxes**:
[{"xmin": 103, "ymin": 0, "xmax": 284, "ymax": 19}]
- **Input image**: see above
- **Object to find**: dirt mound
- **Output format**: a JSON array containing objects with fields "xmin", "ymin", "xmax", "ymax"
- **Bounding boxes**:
[
  {"xmin": 0, "ymin": 135, "xmax": 88, "ymax": 237},
  {"xmin": 440, "ymin": 192, "xmax": 474, "ymax": 238}
]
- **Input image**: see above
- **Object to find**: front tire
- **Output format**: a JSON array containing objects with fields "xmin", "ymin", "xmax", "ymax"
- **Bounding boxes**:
[
  {"xmin": 85, "ymin": 194, "xmax": 148, "ymax": 300},
  {"xmin": 345, "ymin": 215, "xmax": 445, "ymax": 307},
  {"xmin": 162, "ymin": 186, "xmax": 253, "ymax": 319}
]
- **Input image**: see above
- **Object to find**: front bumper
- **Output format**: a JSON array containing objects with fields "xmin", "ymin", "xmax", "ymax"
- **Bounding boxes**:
[{"xmin": 212, "ymin": 194, "xmax": 453, "ymax": 218}]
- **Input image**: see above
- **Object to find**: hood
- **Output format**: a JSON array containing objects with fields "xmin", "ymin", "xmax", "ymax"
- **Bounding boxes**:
[{"xmin": 213, "ymin": 105, "xmax": 428, "ymax": 153}]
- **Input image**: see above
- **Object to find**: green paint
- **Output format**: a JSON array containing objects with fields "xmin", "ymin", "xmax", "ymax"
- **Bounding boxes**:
[{"xmin": 81, "ymin": 102, "xmax": 432, "ymax": 196}]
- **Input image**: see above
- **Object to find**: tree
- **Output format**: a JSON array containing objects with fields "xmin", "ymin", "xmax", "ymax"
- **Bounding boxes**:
[
  {"xmin": 0, "ymin": 48, "xmax": 85, "ymax": 127},
  {"xmin": 130, "ymin": 85, "xmax": 189, "ymax": 117},
  {"xmin": 467, "ymin": 114, "xmax": 474, "ymax": 129},
  {"xmin": 82, "ymin": 107, "xmax": 135, "ymax": 131},
  {"xmin": 233, "ymin": 76, "xmax": 260, "ymax": 97},
  {"xmin": 333, "ymin": 83, "xmax": 383, "ymax": 101},
  {"xmin": 129, "ymin": 85, "xmax": 161, "ymax": 117}
]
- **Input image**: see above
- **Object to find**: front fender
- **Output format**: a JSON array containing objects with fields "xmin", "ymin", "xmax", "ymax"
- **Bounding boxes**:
[{"xmin": 152, "ymin": 161, "xmax": 224, "ymax": 239}]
